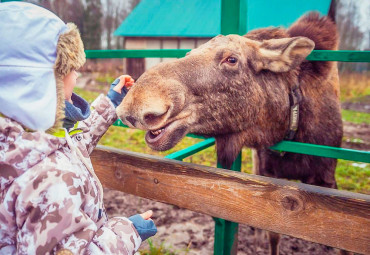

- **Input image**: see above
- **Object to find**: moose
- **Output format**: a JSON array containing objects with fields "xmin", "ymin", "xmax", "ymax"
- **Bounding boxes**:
[{"xmin": 117, "ymin": 13, "xmax": 345, "ymax": 255}]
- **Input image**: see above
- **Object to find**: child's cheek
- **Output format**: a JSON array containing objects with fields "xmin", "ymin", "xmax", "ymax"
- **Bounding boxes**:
[{"xmin": 63, "ymin": 72, "xmax": 76, "ymax": 101}]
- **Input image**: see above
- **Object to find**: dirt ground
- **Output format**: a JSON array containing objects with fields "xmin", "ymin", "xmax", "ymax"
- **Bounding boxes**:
[{"xmin": 104, "ymin": 189, "xmax": 345, "ymax": 255}]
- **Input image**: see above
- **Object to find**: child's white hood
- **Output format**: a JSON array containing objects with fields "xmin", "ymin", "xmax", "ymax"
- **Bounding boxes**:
[{"xmin": 0, "ymin": 2, "xmax": 67, "ymax": 131}]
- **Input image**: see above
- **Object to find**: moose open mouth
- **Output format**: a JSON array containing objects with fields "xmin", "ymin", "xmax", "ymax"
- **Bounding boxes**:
[
  {"xmin": 146, "ymin": 126, "xmax": 167, "ymax": 144},
  {"xmin": 145, "ymin": 121, "xmax": 188, "ymax": 151}
]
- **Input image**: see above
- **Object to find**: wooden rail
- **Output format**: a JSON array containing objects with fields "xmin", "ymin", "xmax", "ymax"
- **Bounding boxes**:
[{"xmin": 91, "ymin": 146, "xmax": 370, "ymax": 254}]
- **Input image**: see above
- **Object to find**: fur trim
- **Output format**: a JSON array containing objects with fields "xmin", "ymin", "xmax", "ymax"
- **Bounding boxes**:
[
  {"xmin": 47, "ymin": 23, "xmax": 86, "ymax": 133},
  {"xmin": 46, "ymin": 71, "xmax": 65, "ymax": 133},
  {"xmin": 55, "ymin": 23, "xmax": 86, "ymax": 76}
]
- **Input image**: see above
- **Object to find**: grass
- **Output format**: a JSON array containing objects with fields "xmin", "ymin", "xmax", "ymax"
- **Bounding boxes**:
[
  {"xmin": 139, "ymin": 239, "xmax": 189, "ymax": 255},
  {"xmin": 339, "ymin": 72, "xmax": 370, "ymax": 102},
  {"xmin": 74, "ymin": 87, "xmax": 100, "ymax": 103},
  {"xmin": 336, "ymin": 160, "xmax": 369, "ymax": 194},
  {"xmin": 342, "ymin": 109, "xmax": 370, "ymax": 124}
]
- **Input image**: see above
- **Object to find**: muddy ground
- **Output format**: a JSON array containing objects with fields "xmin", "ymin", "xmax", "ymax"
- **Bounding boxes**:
[{"xmin": 104, "ymin": 190, "xmax": 345, "ymax": 255}]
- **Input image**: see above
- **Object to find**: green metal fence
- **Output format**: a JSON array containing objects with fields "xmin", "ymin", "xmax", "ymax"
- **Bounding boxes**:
[
  {"xmin": 87, "ymin": 1, "xmax": 370, "ymax": 254},
  {"xmin": 2, "ymin": 0, "xmax": 369, "ymax": 253}
]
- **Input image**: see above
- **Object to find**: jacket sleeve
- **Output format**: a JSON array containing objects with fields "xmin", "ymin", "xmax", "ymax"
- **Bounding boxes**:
[
  {"xmin": 14, "ymin": 166, "xmax": 141, "ymax": 255},
  {"xmin": 77, "ymin": 94, "xmax": 118, "ymax": 155}
]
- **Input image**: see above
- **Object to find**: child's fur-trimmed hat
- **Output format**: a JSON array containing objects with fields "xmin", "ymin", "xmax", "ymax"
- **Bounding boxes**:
[{"xmin": 0, "ymin": 2, "xmax": 86, "ymax": 132}]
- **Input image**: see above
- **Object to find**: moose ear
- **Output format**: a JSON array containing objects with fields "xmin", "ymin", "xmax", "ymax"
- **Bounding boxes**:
[{"xmin": 254, "ymin": 37, "xmax": 314, "ymax": 72}]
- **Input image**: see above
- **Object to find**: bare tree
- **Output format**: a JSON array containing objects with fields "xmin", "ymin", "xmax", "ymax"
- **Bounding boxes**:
[
  {"xmin": 83, "ymin": 0, "xmax": 103, "ymax": 50},
  {"xmin": 104, "ymin": 0, "xmax": 114, "ymax": 49},
  {"xmin": 336, "ymin": 0, "xmax": 367, "ymax": 72}
]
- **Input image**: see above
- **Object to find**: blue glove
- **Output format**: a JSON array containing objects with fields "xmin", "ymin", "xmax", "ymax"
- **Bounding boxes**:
[
  {"xmin": 128, "ymin": 214, "xmax": 157, "ymax": 241},
  {"xmin": 107, "ymin": 78, "xmax": 129, "ymax": 108}
]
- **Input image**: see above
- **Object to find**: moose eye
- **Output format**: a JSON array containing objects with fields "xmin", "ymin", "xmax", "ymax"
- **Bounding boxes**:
[{"xmin": 226, "ymin": 56, "xmax": 237, "ymax": 65}]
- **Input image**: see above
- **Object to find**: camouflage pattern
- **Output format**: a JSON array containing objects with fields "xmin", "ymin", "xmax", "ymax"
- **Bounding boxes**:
[{"xmin": 0, "ymin": 94, "xmax": 141, "ymax": 255}]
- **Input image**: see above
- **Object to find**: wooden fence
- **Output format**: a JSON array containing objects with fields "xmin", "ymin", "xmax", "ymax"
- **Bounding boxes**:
[{"xmin": 91, "ymin": 146, "xmax": 370, "ymax": 255}]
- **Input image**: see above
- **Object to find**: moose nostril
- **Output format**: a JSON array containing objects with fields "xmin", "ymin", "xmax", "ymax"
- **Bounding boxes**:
[
  {"xmin": 144, "ymin": 114, "xmax": 157, "ymax": 122},
  {"xmin": 126, "ymin": 116, "xmax": 137, "ymax": 126}
]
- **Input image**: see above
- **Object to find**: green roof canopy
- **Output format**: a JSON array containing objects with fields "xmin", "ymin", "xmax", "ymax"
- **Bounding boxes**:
[{"xmin": 114, "ymin": 0, "xmax": 331, "ymax": 38}]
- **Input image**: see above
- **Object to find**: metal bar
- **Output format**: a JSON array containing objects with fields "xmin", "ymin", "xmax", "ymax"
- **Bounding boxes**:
[
  {"xmin": 221, "ymin": 0, "xmax": 241, "ymax": 35},
  {"xmin": 216, "ymin": 2, "xmax": 242, "ymax": 253},
  {"xmin": 85, "ymin": 49, "xmax": 370, "ymax": 62},
  {"xmin": 214, "ymin": 152, "xmax": 242, "ymax": 255},
  {"xmin": 85, "ymin": 49, "xmax": 190, "ymax": 59},
  {"xmin": 113, "ymin": 119, "xmax": 128, "ymax": 128},
  {"xmin": 113, "ymin": 120, "xmax": 370, "ymax": 163},
  {"xmin": 270, "ymin": 141, "xmax": 370, "ymax": 163},
  {"xmin": 307, "ymin": 50, "xmax": 370, "ymax": 62},
  {"xmin": 165, "ymin": 138, "xmax": 215, "ymax": 160},
  {"xmin": 213, "ymin": 218, "xmax": 239, "ymax": 255}
]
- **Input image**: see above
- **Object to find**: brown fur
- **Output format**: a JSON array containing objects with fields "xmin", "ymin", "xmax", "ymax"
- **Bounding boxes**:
[
  {"xmin": 48, "ymin": 23, "xmax": 86, "ymax": 133},
  {"xmin": 118, "ymin": 12, "xmax": 342, "ymax": 186},
  {"xmin": 117, "ymin": 12, "xmax": 344, "ymax": 254}
]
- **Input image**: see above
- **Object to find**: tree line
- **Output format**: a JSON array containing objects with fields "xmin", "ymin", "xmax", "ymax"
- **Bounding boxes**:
[{"xmin": 28, "ymin": 0, "xmax": 140, "ymax": 50}]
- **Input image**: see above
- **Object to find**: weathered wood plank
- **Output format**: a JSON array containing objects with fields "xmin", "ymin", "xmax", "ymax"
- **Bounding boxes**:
[{"xmin": 91, "ymin": 146, "xmax": 370, "ymax": 254}]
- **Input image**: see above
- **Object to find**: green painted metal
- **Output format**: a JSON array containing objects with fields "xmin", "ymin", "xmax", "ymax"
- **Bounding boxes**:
[
  {"xmin": 214, "ymin": 2, "xmax": 242, "ymax": 253},
  {"xmin": 85, "ymin": 49, "xmax": 190, "ymax": 59},
  {"xmin": 85, "ymin": 49, "xmax": 370, "ymax": 62},
  {"xmin": 270, "ymin": 141, "xmax": 370, "ymax": 163},
  {"xmin": 221, "ymin": 0, "xmax": 241, "ymax": 35},
  {"xmin": 114, "ymin": 119, "xmax": 370, "ymax": 164},
  {"xmin": 214, "ymin": 153, "xmax": 242, "ymax": 255},
  {"xmin": 307, "ymin": 50, "xmax": 370, "ymax": 62},
  {"xmin": 165, "ymin": 138, "xmax": 215, "ymax": 160},
  {"xmin": 213, "ymin": 218, "xmax": 239, "ymax": 255},
  {"xmin": 114, "ymin": 119, "xmax": 128, "ymax": 128}
]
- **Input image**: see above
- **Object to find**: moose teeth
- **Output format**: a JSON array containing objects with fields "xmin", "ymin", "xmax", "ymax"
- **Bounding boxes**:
[{"xmin": 151, "ymin": 129, "xmax": 163, "ymax": 136}]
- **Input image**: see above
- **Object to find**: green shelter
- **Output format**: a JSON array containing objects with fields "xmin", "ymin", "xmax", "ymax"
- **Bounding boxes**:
[{"xmin": 114, "ymin": 0, "xmax": 331, "ymax": 77}]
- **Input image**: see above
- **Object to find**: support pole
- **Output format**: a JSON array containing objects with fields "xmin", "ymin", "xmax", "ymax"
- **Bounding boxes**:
[
  {"xmin": 216, "ymin": 1, "xmax": 243, "ymax": 254},
  {"xmin": 214, "ymin": 153, "xmax": 242, "ymax": 255}
]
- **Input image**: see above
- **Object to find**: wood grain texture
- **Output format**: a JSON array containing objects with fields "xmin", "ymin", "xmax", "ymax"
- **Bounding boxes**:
[{"xmin": 91, "ymin": 146, "xmax": 370, "ymax": 254}]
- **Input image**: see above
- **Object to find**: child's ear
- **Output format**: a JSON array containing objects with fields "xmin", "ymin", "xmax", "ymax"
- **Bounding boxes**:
[{"xmin": 253, "ymin": 37, "xmax": 315, "ymax": 72}]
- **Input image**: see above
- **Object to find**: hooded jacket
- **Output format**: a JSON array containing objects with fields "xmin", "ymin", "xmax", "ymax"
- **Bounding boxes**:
[{"xmin": 0, "ymin": 2, "xmax": 141, "ymax": 254}]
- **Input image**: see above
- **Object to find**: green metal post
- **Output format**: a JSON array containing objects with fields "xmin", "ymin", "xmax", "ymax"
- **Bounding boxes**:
[
  {"xmin": 216, "ymin": 1, "xmax": 243, "ymax": 254},
  {"xmin": 214, "ymin": 153, "xmax": 242, "ymax": 255},
  {"xmin": 221, "ymin": 0, "xmax": 242, "ymax": 35}
]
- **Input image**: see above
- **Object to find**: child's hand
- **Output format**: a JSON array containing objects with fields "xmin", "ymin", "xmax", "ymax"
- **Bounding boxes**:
[
  {"xmin": 112, "ymin": 75, "xmax": 134, "ymax": 94},
  {"xmin": 129, "ymin": 210, "xmax": 157, "ymax": 241},
  {"xmin": 107, "ymin": 75, "xmax": 134, "ymax": 108}
]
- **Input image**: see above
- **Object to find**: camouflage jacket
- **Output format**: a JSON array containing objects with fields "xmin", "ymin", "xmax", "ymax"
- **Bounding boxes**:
[{"xmin": 0, "ymin": 95, "xmax": 141, "ymax": 255}]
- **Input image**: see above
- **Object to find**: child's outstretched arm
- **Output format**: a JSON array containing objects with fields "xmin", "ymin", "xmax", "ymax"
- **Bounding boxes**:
[{"xmin": 75, "ymin": 75, "xmax": 134, "ymax": 155}]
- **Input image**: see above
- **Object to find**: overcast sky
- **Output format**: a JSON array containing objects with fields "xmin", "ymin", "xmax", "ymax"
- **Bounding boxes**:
[{"xmin": 358, "ymin": 0, "xmax": 370, "ymax": 31}]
